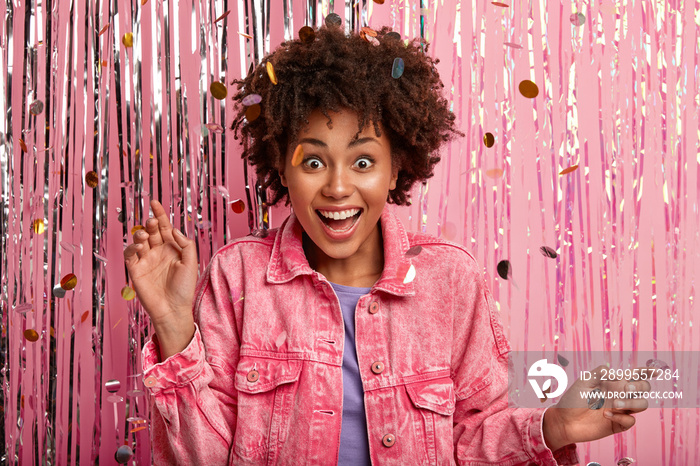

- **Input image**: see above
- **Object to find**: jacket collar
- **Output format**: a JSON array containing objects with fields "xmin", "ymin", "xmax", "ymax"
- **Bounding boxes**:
[{"xmin": 267, "ymin": 207, "xmax": 415, "ymax": 297}]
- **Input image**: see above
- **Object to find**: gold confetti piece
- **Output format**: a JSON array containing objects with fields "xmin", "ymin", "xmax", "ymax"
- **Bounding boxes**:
[
  {"xmin": 131, "ymin": 225, "xmax": 144, "ymax": 235},
  {"xmin": 60, "ymin": 273, "xmax": 77, "ymax": 290},
  {"xmin": 492, "ymin": 1, "xmax": 509, "ymax": 6},
  {"xmin": 81, "ymin": 311, "xmax": 90, "ymax": 323},
  {"xmin": 291, "ymin": 144, "xmax": 304, "ymax": 167},
  {"xmin": 299, "ymin": 26, "xmax": 315, "ymax": 44},
  {"xmin": 373, "ymin": 0, "xmax": 385, "ymax": 4},
  {"xmin": 85, "ymin": 171, "xmax": 99, "ymax": 188},
  {"xmin": 266, "ymin": 61, "xmax": 277, "ymax": 85},
  {"xmin": 245, "ymin": 104, "xmax": 261, "ymax": 122},
  {"xmin": 50, "ymin": 327, "xmax": 55, "ymax": 337},
  {"xmin": 122, "ymin": 32, "xmax": 134, "ymax": 47},
  {"xmin": 483, "ymin": 132, "xmax": 495, "ymax": 147},
  {"xmin": 130, "ymin": 426, "xmax": 148, "ymax": 433},
  {"xmin": 210, "ymin": 82, "xmax": 227, "ymax": 100},
  {"xmin": 24, "ymin": 329, "xmax": 40, "ymax": 342},
  {"xmin": 231, "ymin": 199, "xmax": 246, "ymax": 214},
  {"xmin": 33, "ymin": 219, "xmax": 46, "ymax": 234},
  {"xmin": 141, "ymin": 0, "xmax": 148, "ymax": 5},
  {"xmin": 214, "ymin": 10, "xmax": 230, "ymax": 23},
  {"xmin": 98, "ymin": 24, "xmax": 110, "ymax": 36},
  {"xmin": 485, "ymin": 168, "xmax": 504, "ymax": 178},
  {"xmin": 121, "ymin": 285, "xmax": 136, "ymax": 301},
  {"xmin": 518, "ymin": 80, "xmax": 539, "ymax": 98},
  {"xmin": 100, "ymin": 60, "xmax": 108, "ymax": 68},
  {"xmin": 238, "ymin": 31, "xmax": 253, "ymax": 39},
  {"xmin": 559, "ymin": 165, "xmax": 579, "ymax": 175},
  {"xmin": 361, "ymin": 27, "xmax": 378, "ymax": 37},
  {"xmin": 19, "ymin": 138, "xmax": 27, "ymax": 152}
]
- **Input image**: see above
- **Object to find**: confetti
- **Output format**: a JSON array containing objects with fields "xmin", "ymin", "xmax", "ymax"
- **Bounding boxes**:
[
  {"xmin": 518, "ymin": 80, "xmax": 539, "ymax": 98},
  {"xmin": 130, "ymin": 425, "xmax": 148, "ymax": 433},
  {"xmin": 130, "ymin": 225, "xmax": 144, "ymax": 235},
  {"xmin": 231, "ymin": 199, "xmax": 246, "ymax": 214},
  {"xmin": 29, "ymin": 100, "xmax": 44, "ymax": 115},
  {"xmin": 405, "ymin": 245, "xmax": 422, "ymax": 257},
  {"xmin": 214, "ymin": 11, "xmax": 230, "ymax": 24},
  {"xmin": 403, "ymin": 264, "xmax": 416, "ymax": 284},
  {"xmin": 587, "ymin": 389, "xmax": 604, "ymax": 410},
  {"xmin": 361, "ymin": 27, "xmax": 378, "ymax": 37},
  {"xmin": 81, "ymin": 311, "xmax": 90, "ymax": 323},
  {"xmin": 557, "ymin": 354, "xmax": 569, "ymax": 366},
  {"xmin": 98, "ymin": 24, "xmax": 110, "ymax": 36},
  {"xmin": 266, "ymin": 61, "xmax": 278, "ymax": 85},
  {"xmin": 492, "ymin": 1, "xmax": 509, "ymax": 6},
  {"xmin": 127, "ymin": 417, "xmax": 147, "ymax": 424},
  {"xmin": 60, "ymin": 273, "xmax": 77, "ymax": 290},
  {"xmin": 325, "ymin": 13, "xmax": 342, "ymax": 28},
  {"xmin": 504, "ymin": 42, "xmax": 523, "ymax": 49},
  {"xmin": 121, "ymin": 32, "xmax": 134, "ymax": 48},
  {"xmin": 19, "ymin": 138, "xmax": 27, "ymax": 152},
  {"xmin": 33, "ymin": 219, "xmax": 45, "ymax": 234},
  {"xmin": 121, "ymin": 285, "xmax": 136, "ymax": 301},
  {"xmin": 141, "ymin": 0, "xmax": 148, "ymax": 4},
  {"xmin": 483, "ymin": 132, "xmax": 495, "ymax": 147},
  {"xmin": 205, "ymin": 123, "xmax": 224, "ymax": 133},
  {"xmin": 14, "ymin": 303, "xmax": 32, "ymax": 314},
  {"xmin": 210, "ymin": 82, "xmax": 227, "ymax": 100},
  {"xmin": 587, "ymin": 463, "xmax": 602, "ymax": 466},
  {"xmin": 646, "ymin": 359, "xmax": 670, "ymax": 370},
  {"xmin": 570, "ymin": 13, "xmax": 586, "ymax": 27},
  {"xmin": 245, "ymin": 104, "xmax": 261, "ymax": 122},
  {"xmin": 299, "ymin": 26, "xmax": 315, "ymax": 44},
  {"xmin": 497, "ymin": 260, "xmax": 511, "ymax": 280},
  {"xmin": 85, "ymin": 171, "xmax": 99, "ymax": 188},
  {"xmin": 365, "ymin": 35, "xmax": 380, "ymax": 46},
  {"xmin": 114, "ymin": 445, "xmax": 133, "ymax": 464},
  {"xmin": 396, "ymin": 262, "xmax": 416, "ymax": 283},
  {"xmin": 384, "ymin": 32, "xmax": 401, "ymax": 41},
  {"xmin": 242, "ymin": 94, "xmax": 262, "ymax": 106},
  {"xmin": 373, "ymin": 0, "xmax": 385, "ymax": 4},
  {"xmin": 238, "ymin": 31, "xmax": 253, "ymax": 39},
  {"xmin": 52, "ymin": 284, "xmax": 66, "ymax": 298},
  {"xmin": 291, "ymin": 144, "xmax": 304, "ymax": 167},
  {"xmin": 126, "ymin": 389, "xmax": 144, "ymax": 397},
  {"xmin": 617, "ymin": 458, "xmax": 635, "ymax": 466},
  {"xmin": 391, "ymin": 58, "xmax": 404, "ymax": 79},
  {"xmin": 24, "ymin": 329, "xmax": 40, "ymax": 342},
  {"xmin": 559, "ymin": 165, "xmax": 579, "ymax": 175},
  {"xmin": 144, "ymin": 376, "xmax": 157, "ymax": 387},
  {"xmin": 107, "ymin": 395, "xmax": 123, "ymax": 403},
  {"xmin": 105, "ymin": 380, "xmax": 121, "ymax": 393},
  {"xmin": 485, "ymin": 168, "xmax": 504, "ymax": 179},
  {"xmin": 540, "ymin": 246, "xmax": 557, "ymax": 258},
  {"xmin": 201, "ymin": 125, "xmax": 209, "ymax": 138}
]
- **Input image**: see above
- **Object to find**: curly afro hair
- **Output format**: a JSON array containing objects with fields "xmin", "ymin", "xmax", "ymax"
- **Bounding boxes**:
[{"xmin": 230, "ymin": 25, "xmax": 462, "ymax": 206}]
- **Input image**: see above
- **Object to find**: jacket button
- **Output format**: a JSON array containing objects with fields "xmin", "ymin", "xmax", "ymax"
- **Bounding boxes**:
[
  {"xmin": 371, "ymin": 361, "xmax": 384, "ymax": 374},
  {"xmin": 369, "ymin": 302, "xmax": 379, "ymax": 314},
  {"xmin": 382, "ymin": 433, "xmax": 396, "ymax": 447},
  {"xmin": 247, "ymin": 370, "xmax": 259, "ymax": 382}
]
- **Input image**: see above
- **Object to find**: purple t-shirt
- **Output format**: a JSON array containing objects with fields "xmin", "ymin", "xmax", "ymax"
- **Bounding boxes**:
[{"xmin": 330, "ymin": 282, "xmax": 372, "ymax": 466}]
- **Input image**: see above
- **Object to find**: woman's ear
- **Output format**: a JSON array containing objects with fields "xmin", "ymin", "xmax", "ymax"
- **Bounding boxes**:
[
  {"xmin": 279, "ymin": 170, "xmax": 287, "ymax": 187},
  {"xmin": 389, "ymin": 165, "xmax": 398, "ymax": 191}
]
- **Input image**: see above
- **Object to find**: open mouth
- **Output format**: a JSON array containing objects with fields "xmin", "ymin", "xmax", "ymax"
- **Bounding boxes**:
[{"xmin": 316, "ymin": 208, "xmax": 362, "ymax": 232}]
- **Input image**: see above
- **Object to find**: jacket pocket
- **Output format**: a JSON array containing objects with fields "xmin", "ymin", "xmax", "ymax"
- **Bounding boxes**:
[
  {"xmin": 406, "ymin": 377, "xmax": 456, "ymax": 466},
  {"xmin": 231, "ymin": 356, "xmax": 302, "ymax": 464}
]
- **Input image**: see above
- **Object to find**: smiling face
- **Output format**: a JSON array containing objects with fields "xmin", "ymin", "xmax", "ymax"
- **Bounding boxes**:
[{"xmin": 279, "ymin": 109, "xmax": 398, "ymax": 284}]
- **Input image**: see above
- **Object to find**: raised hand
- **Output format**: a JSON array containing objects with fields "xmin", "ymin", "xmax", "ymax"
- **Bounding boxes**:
[
  {"xmin": 124, "ymin": 200, "xmax": 198, "ymax": 359},
  {"xmin": 542, "ymin": 365, "xmax": 652, "ymax": 451}
]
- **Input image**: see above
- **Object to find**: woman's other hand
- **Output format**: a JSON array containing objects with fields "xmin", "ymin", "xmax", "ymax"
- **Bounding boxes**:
[{"xmin": 123, "ymin": 199, "xmax": 197, "ymax": 359}]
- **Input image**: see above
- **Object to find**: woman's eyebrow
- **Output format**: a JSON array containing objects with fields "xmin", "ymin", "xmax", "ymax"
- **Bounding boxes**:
[{"xmin": 298, "ymin": 137, "xmax": 380, "ymax": 148}]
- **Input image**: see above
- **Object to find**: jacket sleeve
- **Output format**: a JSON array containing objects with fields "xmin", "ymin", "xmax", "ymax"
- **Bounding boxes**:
[
  {"xmin": 142, "ymin": 252, "xmax": 241, "ymax": 465},
  {"xmin": 451, "ymin": 255, "xmax": 579, "ymax": 466}
]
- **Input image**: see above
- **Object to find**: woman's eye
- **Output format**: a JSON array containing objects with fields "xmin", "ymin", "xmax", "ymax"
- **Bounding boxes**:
[
  {"xmin": 303, "ymin": 158, "xmax": 324, "ymax": 169},
  {"xmin": 354, "ymin": 157, "xmax": 374, "ymax": 169}
]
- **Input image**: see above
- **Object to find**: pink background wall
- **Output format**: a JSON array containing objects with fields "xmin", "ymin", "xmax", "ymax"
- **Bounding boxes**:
[{"xmin": 1, "ymin": 0, "xmax": 698, "ymax": 464}]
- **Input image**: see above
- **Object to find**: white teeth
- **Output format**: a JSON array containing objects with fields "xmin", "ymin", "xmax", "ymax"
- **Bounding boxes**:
[{"xmin": 318, "ymin": 208, "xmax": 360, "ymax": 220}]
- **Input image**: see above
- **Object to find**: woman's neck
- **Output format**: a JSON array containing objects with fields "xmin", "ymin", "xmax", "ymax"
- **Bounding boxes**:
[{"xmin": 302, "ymin": 226, "xmax": 385, "ymax": 288}]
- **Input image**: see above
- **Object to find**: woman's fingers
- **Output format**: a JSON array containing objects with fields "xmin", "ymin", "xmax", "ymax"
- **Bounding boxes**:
[
  {"xmin": 151, "ymin": 200, "xmax": 176, "ymax": 243},
  {"xmin": 145, "ymin": 218, "xmax": 165, "ymax": 248},
  {"xmin": 172, "ymin": 228, "xmax": 197, "ymax": 268},
  {"xmin": 133, "ymin": 228, "xmax": 151, "ymax": 257},
  {"xmin": 604, "ymin": 411, "xmax": 636, "ymax": 433},
  {"xmin": 123, "ymin": 243, "xmax": 143, "ymax": 268}
]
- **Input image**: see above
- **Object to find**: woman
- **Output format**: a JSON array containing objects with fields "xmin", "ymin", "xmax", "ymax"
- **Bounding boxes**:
[{"xmin": 124, "ymin": 24, "xmax": 648, "ymax": 465}]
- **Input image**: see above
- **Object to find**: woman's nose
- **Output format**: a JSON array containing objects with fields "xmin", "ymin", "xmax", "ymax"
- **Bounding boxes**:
[{"xmin": 322, "ymin": 168, "xmax": 353, "ymax": 199}]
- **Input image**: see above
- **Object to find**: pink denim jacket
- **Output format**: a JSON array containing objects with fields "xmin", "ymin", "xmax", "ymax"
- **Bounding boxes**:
[{"xmin": 142, "ymin": 208, "xmax": 580, "ymax": 465}]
